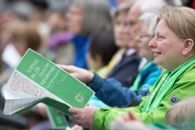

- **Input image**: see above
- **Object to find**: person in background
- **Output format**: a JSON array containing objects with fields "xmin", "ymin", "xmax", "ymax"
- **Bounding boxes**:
[
  {"xmin": 0, "ymin": 20, "xmax": 47, "ymax": 130},
  {"xmin": 106, "ymin": 0, "xmax": 141, "ymax": 87},
  {"xmin": 47, "ymin": 10, "xmax": 72, "ymax": 49},
  {"xmin": 22, "ymin": 110, "xmax": 51, "ymax": 130},
  {"xmin": 60, "ymin": 0, "xmax": 165, "ymax": 107},
  {"xmin": 89, "ymin": 10, "xmax": 162, "ymax": 108},
  {"xmin": 1, "ymin": 20, "xmax": 41, "ymax": 68},
  {"xmin": 60, "ymin": 11, "xmax": 162, "ymax": 108},
  {"xmin": 46, "ymin": 9, "xmax": 74, "ymax": 65},
  {"xmin": 65, "ymin": 7, "xmax": 195, "ymax": 130},
  {"xmin": 108, "ymin": 1, "xmax": 132, "ymax": 70},
  {"xmin": 0, "ymin": 20, "xmax": 42, "ymax": 85},
  {"xmin": 87, "ymin": 29, "xmax": 118, "ymax": 108},
  {"xmin": 87, "ymin": 29, "xmax": 118, "ymax": 78},
  {"xmin": 66, "ymin": 0, "xmax": 112, "ymax": 69}
]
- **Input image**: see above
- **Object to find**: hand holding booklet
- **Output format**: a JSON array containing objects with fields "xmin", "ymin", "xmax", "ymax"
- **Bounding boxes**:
[{"xmin": 2, "ymin": 49, "xmax": 95, "ymax": 116}]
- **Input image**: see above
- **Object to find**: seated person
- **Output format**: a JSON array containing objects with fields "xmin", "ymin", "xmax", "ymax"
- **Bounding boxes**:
[
  {"xmin": 64, "ymin": 7, "xmax": 195, "ymax": 130},
  {"xmin": 106, "ymin": 1, "xmax": 141, "ymax": 87},
  {"xmin": 87, "ymin": 29, "xmax": 118, "ymax": 107},
  {"xmin": 60, "ymin": 11, "xmax": 162, "ymax": 107},
  {"xmin": 87, "ymin": 29, "xmax": 118, "ymax": 78}
]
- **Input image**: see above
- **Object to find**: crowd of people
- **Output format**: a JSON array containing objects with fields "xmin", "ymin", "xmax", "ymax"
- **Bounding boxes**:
[{"xmin": 1, "ymin": 0, "xmax": 195, "ymax": 130}]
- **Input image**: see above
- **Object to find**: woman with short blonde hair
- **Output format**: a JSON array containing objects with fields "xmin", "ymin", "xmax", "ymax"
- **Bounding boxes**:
[
  {"xmin": 62, "ymin": 7, "xmax": 195, "ymax": 130},
  {"xmin": 160, "ymin": 7, "xmax": 195, "ymax": 43}
]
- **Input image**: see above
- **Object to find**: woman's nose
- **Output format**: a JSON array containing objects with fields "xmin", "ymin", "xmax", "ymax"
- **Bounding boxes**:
[{"xmin": 148, "ymin": 37, "xmax": 156, "ymax": 48}]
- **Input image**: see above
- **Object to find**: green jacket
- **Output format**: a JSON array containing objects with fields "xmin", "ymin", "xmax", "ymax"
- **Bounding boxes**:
[{"xmin": 92, "ymin": 59, "xmax": 195, "ymax": 130}]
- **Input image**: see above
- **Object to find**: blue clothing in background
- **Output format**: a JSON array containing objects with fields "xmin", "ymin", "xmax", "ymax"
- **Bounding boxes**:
[
  {"xmin": 87, "ymin": 62, "xmax": 162, "ymax": 107},
  {"xmin": 131, "ymin": 62, "xmax": 161, "ymax": 91},
  {"xmin": 71, "ymin": 35, "xmax": 89, "ymax": 69},
  {"xmin": 107, "ymin": 50, "xmax": 141, "ymax": 87},
  {"xmin": 109, "ymin": 0, "xmax": 118, "ymax": 10},
  {"xmin": 89, "ymin": 96, "xmax": 108, "ymax": 108}
]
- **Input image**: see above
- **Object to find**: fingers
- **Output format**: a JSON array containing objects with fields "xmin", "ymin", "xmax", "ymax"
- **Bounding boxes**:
[
  {"xmin": 58, "ymin": 64, "xmax": 77, "ymax": 73},
  {"xmin": 69, "ymin": 113, "xmax": 82, "ymax": 122},
  {"xmin": 69, "ymin": 107, "xmax": 84, "ymax": 125},
  {"xmin": 68, "ymin": 107, "xmax": 96, "ymax": 127},
  {"xmin": 69, "ymin": 107, "xmax": 82, "ymax": 114},
  {"xmin": 69, "ymin": 107, "xmax": 83, "ymax": 121}
]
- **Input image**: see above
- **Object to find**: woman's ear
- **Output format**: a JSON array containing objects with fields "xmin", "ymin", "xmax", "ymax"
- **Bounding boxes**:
[{"xmin": 182, "ymin": 39, "xmax": 194, "ymax": 56}]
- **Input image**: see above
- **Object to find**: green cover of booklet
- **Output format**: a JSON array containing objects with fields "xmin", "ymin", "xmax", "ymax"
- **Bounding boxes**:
[
  {"xmin": 3, "ymin": 49, "xmax": 95, "ymax": 116},
  {"xmin": 47, "ymin": 106, "xmax": 69, "ymax": 129}
]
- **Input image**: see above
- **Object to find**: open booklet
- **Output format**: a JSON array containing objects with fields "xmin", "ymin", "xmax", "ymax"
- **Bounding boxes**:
[{"xmin": 2, "ymin": 49, "xmax": 95, "ymax": 117}]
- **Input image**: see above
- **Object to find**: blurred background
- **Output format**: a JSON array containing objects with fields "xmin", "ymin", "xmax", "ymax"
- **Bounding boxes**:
[{"xmin": 0, "ymin": 0, "xmax": 195, "ymax": 130}]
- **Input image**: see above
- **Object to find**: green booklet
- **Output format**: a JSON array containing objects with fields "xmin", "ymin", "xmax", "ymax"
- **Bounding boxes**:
[
  {"xmin": 3, "ymin": 49, "xmax": 95, "ymax": 117},
  {"xmin": 47, "ymin": 106, "xmax": 69, "ymax": 129}
]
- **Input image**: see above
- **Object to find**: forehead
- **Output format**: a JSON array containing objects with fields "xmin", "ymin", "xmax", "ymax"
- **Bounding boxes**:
[
  {"xmin": 115, "ymin": 12, "xmax": 128, "ymax": 21},
  {"xmin": 114, "ymin": 9, "xmax": 128, "ymax": 18},
  {"xmin": 69, "ymin": 5, "xmax": 83, "ymax": 12},
  {"xmin": 155, "ymin": 19, "xmax": 184, "ymax": 42},
  {"xmin": 141, "ymin": 21, "xmax": 149, "ymax": 33},
  {"xmin": 128, "ymin": 4, "xmax": 141, "ymax": 21},
  {"xmin": 155, "ymin": 19, "xmax": 169, "ymax": 33}
]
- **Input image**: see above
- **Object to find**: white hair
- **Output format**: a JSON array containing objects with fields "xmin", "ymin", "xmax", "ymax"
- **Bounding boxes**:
[
  {"xmin": 165, "ymin": 0, "xmax": 183, "ymax": 6},
  {"xmin": 135, "ymin": 0, "xmax": 182, "ymax": 13},
  {"xmin": 139, "ymin": 11, "xmax": 159, "ymax": 36}
]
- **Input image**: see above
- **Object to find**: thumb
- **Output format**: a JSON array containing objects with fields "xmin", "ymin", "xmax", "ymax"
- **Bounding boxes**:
[
  {"xmin": 69, "ymin": 107, "xmax": 82, "ymax": 114},
  {"xmin": 58, "ymin": 64, "xmax": 76, "ymax": 73}
]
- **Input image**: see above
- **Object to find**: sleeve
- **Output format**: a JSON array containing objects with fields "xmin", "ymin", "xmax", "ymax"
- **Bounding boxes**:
[
  {"xmin": 130, "ymin": 99, "xmax": 170, "ymax": 123},
  {"xmin": 140, "ymin": 73, "xmax": 161, "ymax": 90},
  {"xmin": 135, "ymin": 69, "xmax": 162, "ymax": 96},
  {"xmin": 132, "ymin": 69, "xmax": 195, "ymax": 123},
  {"xmin": 87, "ymin": 74, "xmax": 142, "ymax": 107},
  {"xmin": 92, "ymin": 108, "xmax": 129, "ymax": 130},
  {"xmin": 107, "ymin": 56, "xmax": 140, "ymax": 87},
  {"xmin": 91, "ymin": 97, "xmax": 169, "ymax": 130},
  {"xmin": 92, "ymin": 69, "xmax": 195, "ymax": 130}
]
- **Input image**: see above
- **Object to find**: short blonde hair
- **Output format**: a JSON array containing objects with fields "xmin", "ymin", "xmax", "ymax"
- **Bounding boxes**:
[
  {"xmin": 159, "ymin": 7, "xmax": 195, "ymax": 42},
  {"xmin": 166, "ymin": 96, "xmax": 195, "ymax": 128}
]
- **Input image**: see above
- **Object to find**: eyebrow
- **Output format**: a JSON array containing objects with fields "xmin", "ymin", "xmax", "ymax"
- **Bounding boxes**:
[{"xmin": 155, "ymin": 32, "xmax": 163, "ymax": 36}]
